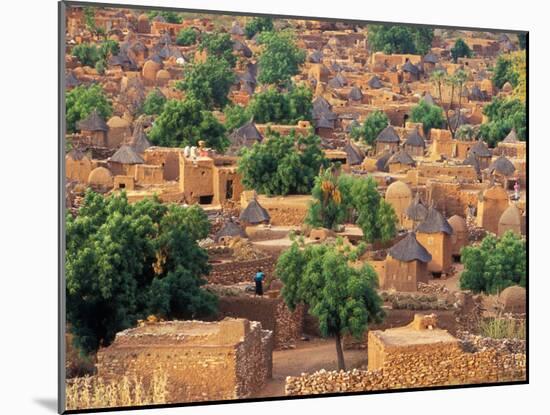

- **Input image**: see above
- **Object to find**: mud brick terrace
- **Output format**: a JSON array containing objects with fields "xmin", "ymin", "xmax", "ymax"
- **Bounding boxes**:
[{"xmin": 63, "ymin": 4, "xmax": 527, "ymax": 410}]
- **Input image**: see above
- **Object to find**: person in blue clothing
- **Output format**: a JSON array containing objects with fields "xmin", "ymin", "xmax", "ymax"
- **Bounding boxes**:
[{"xmin": 254, "ymin": 268, "xmax": 265, "ymax": 296}]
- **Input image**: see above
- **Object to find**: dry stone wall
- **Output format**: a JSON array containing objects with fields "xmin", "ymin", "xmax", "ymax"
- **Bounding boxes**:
[
  {"xmin": 207, "ymin": 256, "xmax": 277, "ymax": 285},
  {"xmin": 218, "ymin": 296, "xmax": 304, "ymax": 349},
  {"xmin": 285, "ymin": 347, "xmax": 525, "ymax": 395}
]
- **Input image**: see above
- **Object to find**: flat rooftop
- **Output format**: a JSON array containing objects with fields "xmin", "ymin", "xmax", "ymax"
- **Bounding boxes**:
[{"xmin": 372, "ymin": 326, "xmax": 459, "ymax": 348}]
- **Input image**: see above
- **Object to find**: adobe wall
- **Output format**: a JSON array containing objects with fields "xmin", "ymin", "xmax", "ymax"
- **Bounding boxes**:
[
  {"xmin": 383, "ymin": 258, "xmax": 429, "ymax": 292},
  {"xmin": 256, "ymin": 195, "xmax": 313, "ymax": 226},
  {"xmin": 426, "ymin": 181, "xmax": 481, "ymax": 217},
  {"xmin": 218, "ymin": 296, "xmax": 304, "ymax": 349},
  {"xmin": 416, "ymin": 232, "xmax": 452, "ymax": 273},
  {"xmin": 419, "ymin": 164, "xmax": 478, "ymax": 183},
  {"xmin": 207, "ymin": 256, "xmax": 277, "ymax": 285},
  {"xmin": 96, "ymin": 319, "xmax": 273, "ymax": 403},
  {"xmin": 286, "ymin": 341, "xmax": 525, "ymax": 395},
  {"xmin": 143, "ymin": 148, "xmax": 181, "ymax": 181}
]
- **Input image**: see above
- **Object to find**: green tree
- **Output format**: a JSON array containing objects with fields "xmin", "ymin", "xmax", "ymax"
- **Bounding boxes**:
[
  {"xmin": 288, "ymin": 84, "xmax": 313, "ymax": 123},
  {"xmin": 71, "ymin": 43, "xmax": 101, "ymax": 67},
  {"xmin": 479, "ymin": 97, "xmax": 526, "ymax": 146},
  {"xmin": 492, "ymin": 55, "xmax": 519, "ymax": 89},
  {"xmin": 199, "ymin": 32, "xmax": 237, "ymax": 67},
  {"xmin": 223, "ymin": 104, "xmax": 252, "ymax": 132},
  {"xmin": 100, "ymin": 39, "xmax": 119, "ymax": 59},
  {"xmin": 66, "ymin": 84, "xmax": 112, "ymax": 133},
  {"xmin": 306, "ymin": 173, "xmax": 397, "ymax": 243},
  {"xmin": 306, "ymin": 166, "xmax": 347, "ymax": 230},
  {"xmin": 350, "ymin": 110, "xmax": 389, "ymax": 146},
  {"xmin": 71, "ymin": 40, "xmax": 119, "ymax": 68},
  {"xmin": 147, "ymin": 10, "xmax": 182, "ymax": 24},
  {"xmin": 276, "ymin": 242, "xmax": 384, "ymax": 370},
  {"xmin": 238, "ymin": 131, "xmax": 327, "ymax": 196},
  {"xmin": 178, "ymin": 56, "xmax": 236, "ymax": 109},
  {"xmin": 349, "ymin": 176, "xmax": 397, "ymax": 243},
  {"xmin": 176, "ymin": 28, "xmax": 197, "ymax": 46},
  {"xmin": 248, "ymin": 84, "xmax": 312, "ymax": 124},
  {"xmin": 460, "ymin": 231, "xmax": 526, "ymax": 294},
  {"xmin": 141, "ymin": 89, "xmax": 167, "ymax": 116},
  {"xmin": 245, "ymin": 17, "xmax": 274, "ymax": 39},
  {"xmin": 149, "ymin": 98, "xmax": 229, "ymax": 151},
  {"xmin": 429, "ymin": 69, "xmax": 468, "ymax": 138},
  {"xmin": 248, "ymin": 87, "xmax": 290, "ymax": 123},
  {"xmin": 368, "ymin": 24, "xmax": 434, "ymax": 55},
  {"xmin": 257, "ymin": 31, "xmax": 306, "ymax": 86},
  {"xmin": 450, "ymin": 38, "xmax": 472, "ymax": 63},
  {"xmin": 66, "ymin": 191, "xmax": 217, "ymax": 354},
  {"xmin": 410, "ymin": 100, "xmax": 445, "ymax": 136}
]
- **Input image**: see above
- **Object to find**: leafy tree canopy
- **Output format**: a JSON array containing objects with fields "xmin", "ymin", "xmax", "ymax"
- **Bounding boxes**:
[
  {"xmin": 238, "ymin": 131, "xmax": 327, "ymax": 196},
  {"xmin": 492, "ymin": 55, "xmax": 519, "ymax": 89},
  {"xmin": 66, "ymin": 84, "xmax": 112, "ymax": 133},
  {"xmin": 410, "ymin": 100, "xmax": 446, "ymax": 136},
  {"xmin": 176, "ymin": 27, "xmax": 198, "ymax": 46},
  {"xmin": 276, "ymin": 241, "xmax": 384, "ymax": 370},
  {"xmin": 148, "ymin": 98, "xmax": 228, "ymax": 151},
  {"xmin": 450, "ymin": 38, "xmax": 472, "ymax": 63},
  {"xmin": 146, "ymin": 10, "xmax": 182, "ymax": 24},
  {"xmin": 66, "ymin": 191, "xmax": 217, "ymax": 354},
  {"xmin": 257, "ymin": 31, "xmax": 306, "ymax": 86},
  {"xmin": 479, "ymin": 97, "xmax": 526, "ymax": 146},
  {"xmin": 245, "ymin": 17, "xmax": 274, "ymax": 39},
  {"xmin": 459, "ymin": 231, "xmax": 526, "ymax": 294},
  {"xmin": 248, "ymin": 84, "xmax": 313, "ymax": 124},
  {"xmin": 178, "ymin": 55, "xmax": 236, "ymax": 110},
  {"xmin": 141, "ymin": 89, "xmax": 167, "ymax": 116},
  {"xmin": 350, "ymin": 110, "xmax": 389, "ymax": 146},
  {"xmin": 368, "ymin": 24, "xmax": 434, "ymax": 55},
  {"xmin": 223, "ymin": 104, "xmax": 251, "ymax": 133},
  {"xmin": 306, "ymin": 170, "xmax": 397, "ymax": 243},
  {"xmin": 71, "ymin": 40, "xmax": 119, "ymax": 68},
  {"xmin": 199, "ymin": 32, "xmax": 237, "ymax": 67}
]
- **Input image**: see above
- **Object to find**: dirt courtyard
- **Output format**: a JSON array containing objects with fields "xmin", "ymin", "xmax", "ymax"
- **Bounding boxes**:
[{"xmin": 254, "ymin": 337, "xmax": 368, "ymax": 397}]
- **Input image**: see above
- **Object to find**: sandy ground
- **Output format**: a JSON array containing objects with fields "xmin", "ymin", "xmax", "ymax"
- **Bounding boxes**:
[{"xmin": 254, "ymin": 337, "xmax": 368, "ymax": 398}]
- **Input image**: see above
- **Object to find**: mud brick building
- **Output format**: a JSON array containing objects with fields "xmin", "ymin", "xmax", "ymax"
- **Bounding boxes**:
[{"xmin": 96, "ymin": 318, "xmax": 273, "ymax": 403}]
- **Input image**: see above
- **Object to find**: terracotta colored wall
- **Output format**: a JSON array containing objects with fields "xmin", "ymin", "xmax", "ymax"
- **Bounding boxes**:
[{"xmin": 416, "ymin": 232, "xmax": 452, "ymax": 273}]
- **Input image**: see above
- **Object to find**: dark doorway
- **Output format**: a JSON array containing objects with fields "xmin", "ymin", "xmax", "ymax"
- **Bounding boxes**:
[
  {"xmin": 226, "ymin": 180, "xmax": 234, "ymax": 200},
  {"xmin": 119, "ymin": 183, "xmax": 126, "ymax": 189},
  {"xmin": 199, "ymin": 195, "xmax": 214, "ymax": 205}
]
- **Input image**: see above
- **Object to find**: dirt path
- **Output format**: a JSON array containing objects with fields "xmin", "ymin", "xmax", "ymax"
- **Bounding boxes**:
[{"xmin": 254, "ymin": 338, "xmax": 368, "ymax": 398}]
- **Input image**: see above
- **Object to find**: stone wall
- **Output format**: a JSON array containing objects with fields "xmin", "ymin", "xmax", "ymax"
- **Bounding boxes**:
[
  {"xmin": 207, "ymin": 256, "xmax": 277, "ymax": 285},
  {"xmin": 218, "ymin": 296, "xmax": 304, "ymax": 349},
  {"xmin": 286, "ymin": 343, "xmax": 525, "ymax": 396},
  {"xmin": 96, "ymin": 319, "xmax": 273, "ymax": 403}
]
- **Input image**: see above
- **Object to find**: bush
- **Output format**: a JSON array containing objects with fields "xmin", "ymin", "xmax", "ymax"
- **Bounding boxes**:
[
  {"xmin": 460, "ymin": 231, "xmax": 526, "ymax": 295},
  {"xmin": 141, "ymin": 89, "xmax": 167, "ymax": 116},
  {"xmin": 350, "ymin": 110, "xmax": 389, "ymax": 146},
  {"xmin": 479, "ymin": 97, "xmax": 526, "ymax": 146},
  {"xmin": 176, "ymin": 28, "xmax": 197, "ymax": 46},
  {"xmin": 410, "ymin": 100, "xmax": 445, "ymax": 136},
  {"xmin": 368, "ymin": 24, "xmax": 434, "ymax": 55},
  {"xmin": 245, "ymin": 17, "xmax": 274, "ymax": 39}
]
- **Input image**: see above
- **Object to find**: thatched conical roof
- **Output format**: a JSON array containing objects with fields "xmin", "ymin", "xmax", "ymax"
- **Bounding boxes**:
[
  {"xmin": 388, "ymin": 232, "xmax": 432, "ymax": 263},
  {"xmin": 416, "ymin": 206, "xmax": 453, "ymax": 235},
  {"xmin": 110, "ymin": 145, "xmax": 144, "ymax": 164},
  {"xmin": 239, "ymin": 199, "xmax": 270, "ymax": 224}
]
